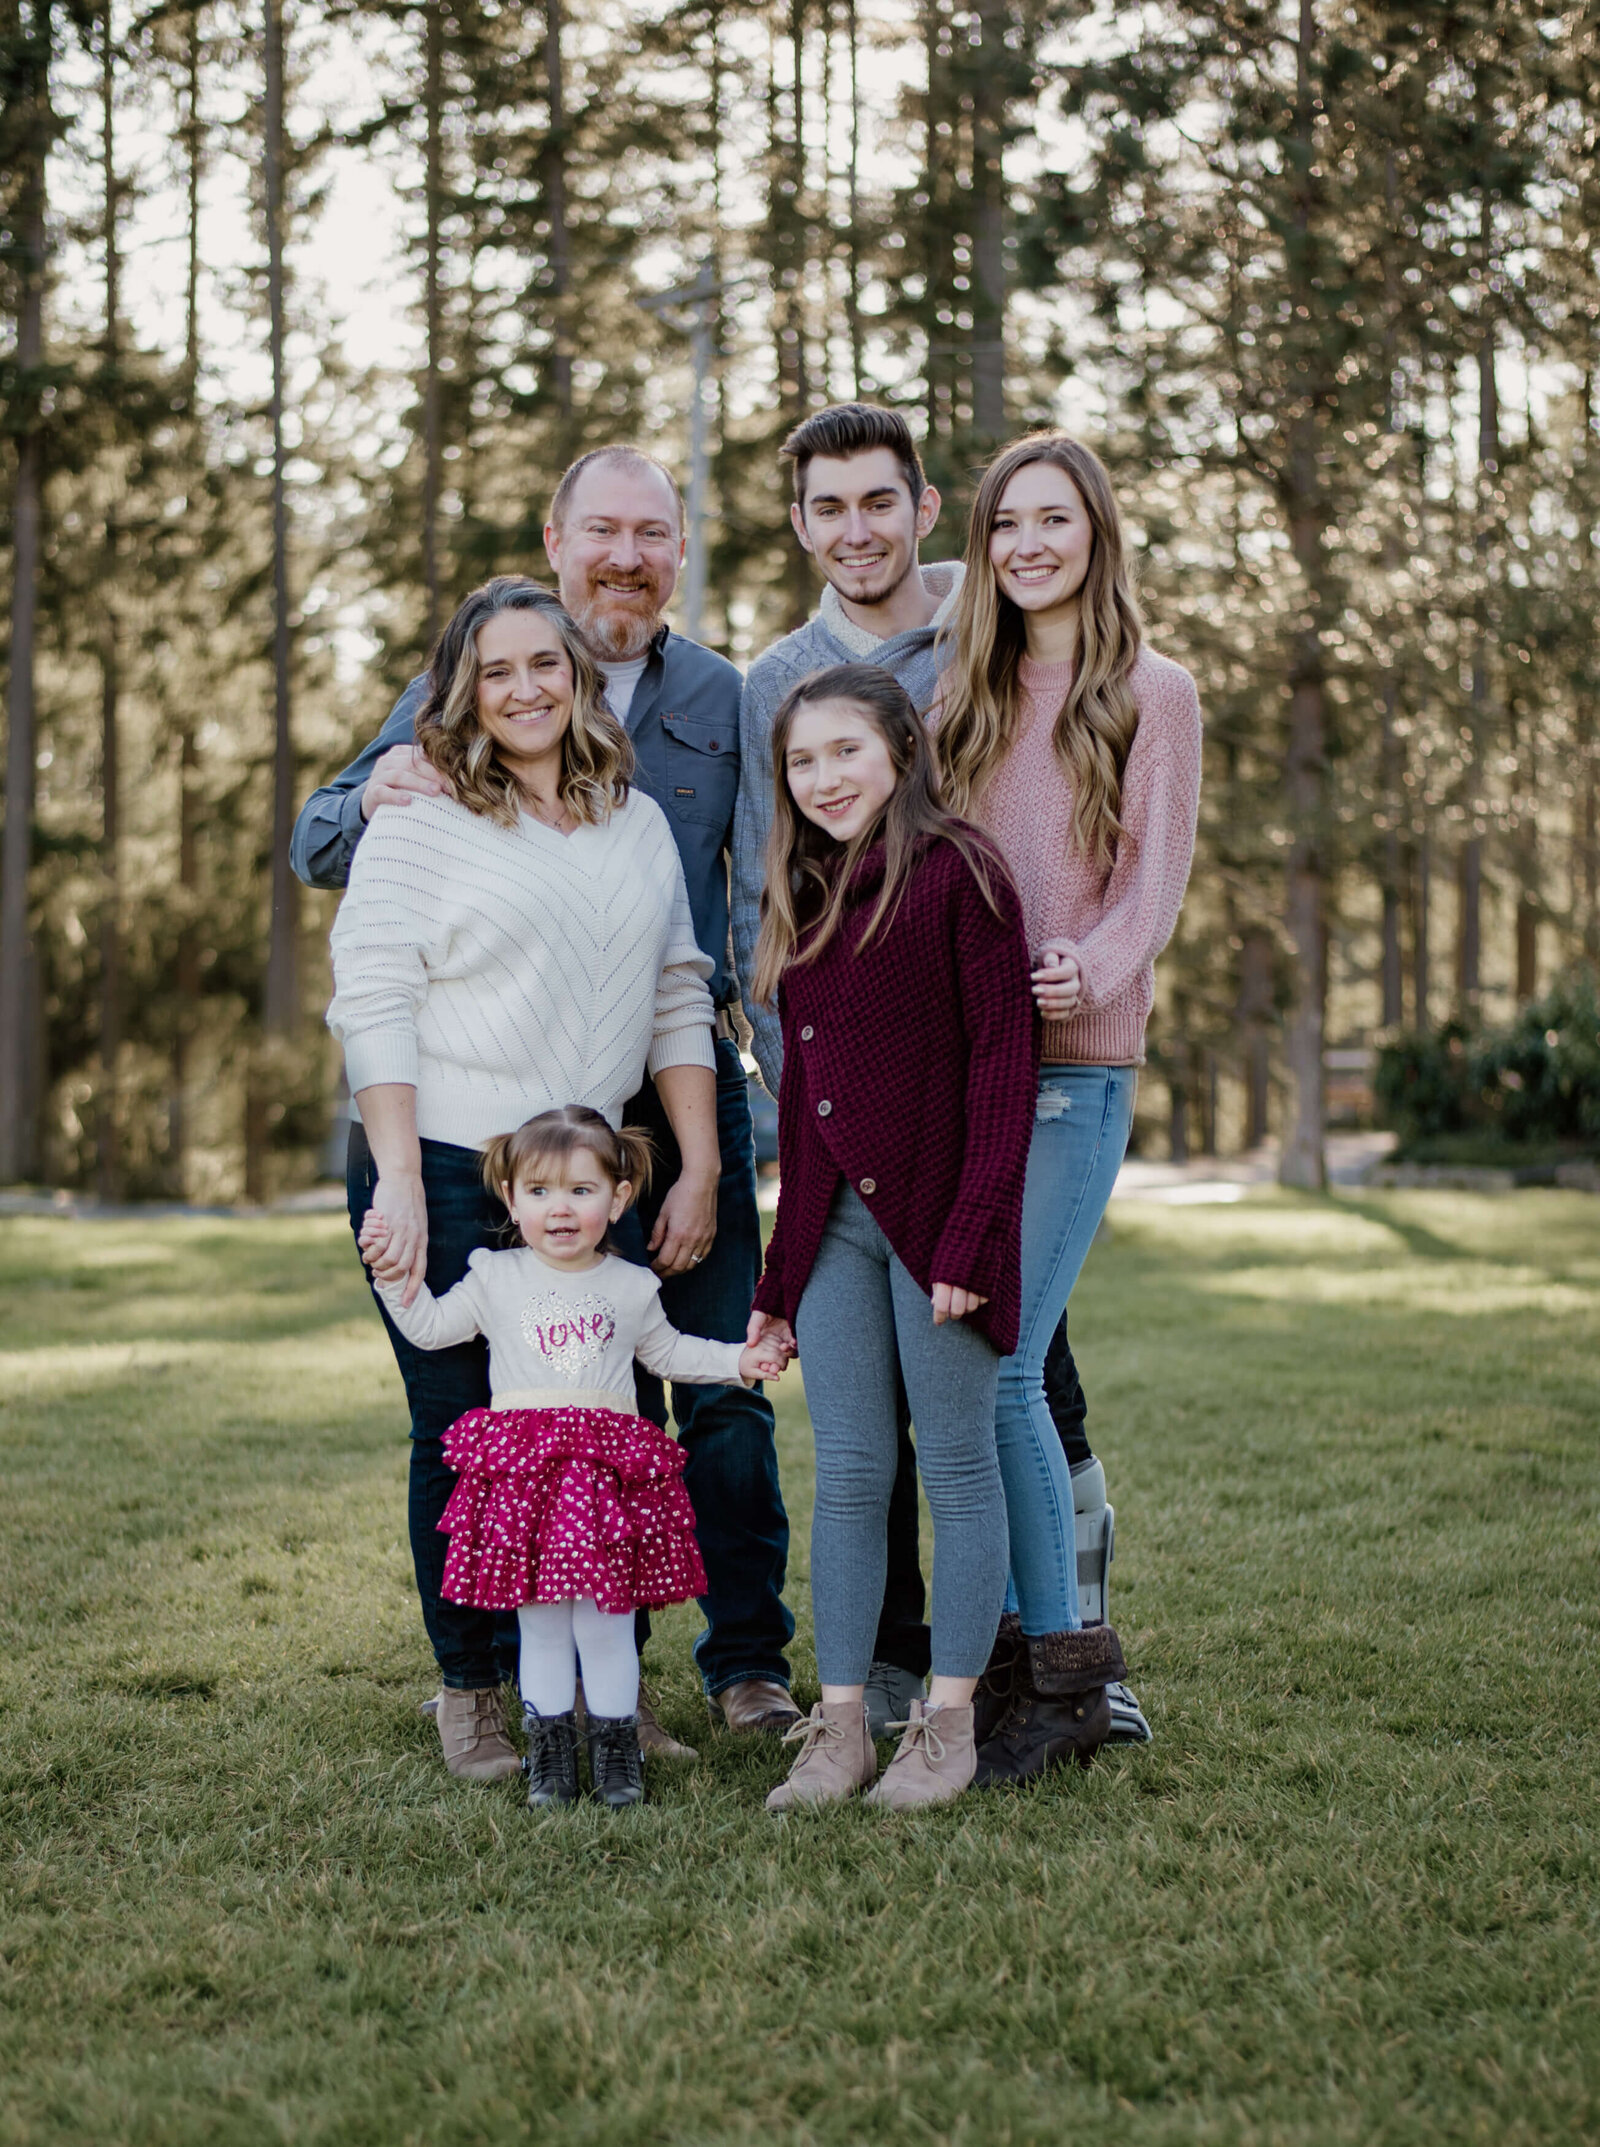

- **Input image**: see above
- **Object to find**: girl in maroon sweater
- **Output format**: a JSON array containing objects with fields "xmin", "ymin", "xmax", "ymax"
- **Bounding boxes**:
[{"xmin": 746, "ymin": 663, "xmax": 1036, "ymax": 1811}]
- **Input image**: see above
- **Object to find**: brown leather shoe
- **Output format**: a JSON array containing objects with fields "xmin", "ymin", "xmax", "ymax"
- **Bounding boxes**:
[
  {"xmin": 576, "ymin": 1679, "xmax": 699, "ymax": 1760},
  {"xmin": 708, "ymin": 1678, "xmax": 804, "ymax": 1734},
  {"xmin": 435, "ymin": 1685, "xmax": 522, "ymax": 1781}
]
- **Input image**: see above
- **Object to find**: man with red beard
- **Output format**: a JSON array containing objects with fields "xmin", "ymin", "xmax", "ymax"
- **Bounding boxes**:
[{"xmin": 291, "ymin": 447, "xmax": 800, "ymax": 1756}]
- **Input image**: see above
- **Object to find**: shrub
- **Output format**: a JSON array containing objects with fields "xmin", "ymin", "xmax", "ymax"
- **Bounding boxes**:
[{"xmin": 1375, "ymin": 969, "xmax": 1600, "ymax": 1151}]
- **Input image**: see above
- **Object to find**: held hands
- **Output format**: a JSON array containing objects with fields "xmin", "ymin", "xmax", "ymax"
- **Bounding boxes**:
[
  {"xmin": 357, "ymin": 1173, "xmax": 429, "ymax": 1307},
  {"xmin": 931, "ymin": 1281, "xmax": 990, "ymax": 1327},
  {"xmin": 1031, "ymin": 940, "xmax": 1084, "ymax": 1019},
  {"xmin": 744, "ymin": 1310, "xmax": 798, "ymax": 1382},
  {"xmin": 361, "ymin": 743, "xmax": 450, "ymax": 822}
]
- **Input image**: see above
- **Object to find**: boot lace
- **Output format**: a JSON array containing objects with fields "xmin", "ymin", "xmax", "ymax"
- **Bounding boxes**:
[
  {"xmin": 781, "ymin": 1711, "xmax": 845, "ymax": 1761},
  {"xmin": 884, "ymin": 1711, "xmax": 947, "ymax": 1764}
]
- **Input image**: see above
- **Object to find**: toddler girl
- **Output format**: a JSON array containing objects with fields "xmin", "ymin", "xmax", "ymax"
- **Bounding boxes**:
[
  {"xmin": 747, "ymin": 663, "xmax": 1038, "ymax": 1811},
  {"xmin": 361, "ymin": 1104, "xmax": 789, "ymax": 1809}
]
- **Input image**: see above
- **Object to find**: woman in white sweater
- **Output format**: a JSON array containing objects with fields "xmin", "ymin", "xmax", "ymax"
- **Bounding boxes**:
[{"xmin": 327, "ymin": 575, "xmax": 718, "ymax": 1781}]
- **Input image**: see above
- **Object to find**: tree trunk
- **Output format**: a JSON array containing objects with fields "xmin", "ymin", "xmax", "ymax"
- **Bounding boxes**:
[
  {"xmin": 262, "ymin": 0, "xmax": 296, "ymax": 1038},
  {"xmin": 1237, "ymin": 926, "xmax": 1273, "ymax": 1150},
  {"xmin": 420, "ymin": 0, "xmax": 444, "ymax": 643},
  {"xmin": 1411, "ymin": 829, "xmax": 1431, "ymax": 1029},
  {"xmin": 169, "ymin": 2, "xmax": 203, "ymax": 1192},
  {"xmin": 1379, "ymin": 686, "xmax": 1403, "ymax": 1030},
  {"xmin": 843, "ymin": 0, "xmax": 863, "ymax": 397},
  {"xmin": 543, "ymin": 0, "xmax": 573, "ymax": 444},
  {"xmin": 1277, "ymin": 0, "xmax": 1327, "ymax": 1192},
  {"xmin": 0, "ymin": 0, "xmax": 50, "ymax": 1184},
  {"xmin": 969, "ymin": 0, "xmax": 1006, "ymax": 442},
  {"xmin": 96, "ymin": 0, "xmax": 122, "ymax": 1201}
]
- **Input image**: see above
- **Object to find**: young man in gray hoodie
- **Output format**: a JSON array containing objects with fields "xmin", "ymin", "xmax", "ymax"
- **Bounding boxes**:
[{"xmin": 732, "ymin": 403, "xmax": 1150, "ymax": 1744}]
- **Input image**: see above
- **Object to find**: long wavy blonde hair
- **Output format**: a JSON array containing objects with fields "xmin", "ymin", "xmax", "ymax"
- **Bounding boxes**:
[
  {"xmin": 416, "ymin": 577, "xmax": 632, "ymax": 828},
  {"xmin": 937, "ymin": 435, "xmax": 1142, "ymax": 869}
]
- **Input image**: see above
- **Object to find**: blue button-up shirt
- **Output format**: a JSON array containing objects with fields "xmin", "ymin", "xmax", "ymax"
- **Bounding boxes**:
[{"xmin": 289, "ymin": 624, "xmax": 743, "ymax": 1003}]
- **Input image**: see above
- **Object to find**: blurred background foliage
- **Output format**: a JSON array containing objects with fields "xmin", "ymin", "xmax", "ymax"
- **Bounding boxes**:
[{"xmin": 1, "ymin": 0, "xmax": 1598, "ymax": 1200}]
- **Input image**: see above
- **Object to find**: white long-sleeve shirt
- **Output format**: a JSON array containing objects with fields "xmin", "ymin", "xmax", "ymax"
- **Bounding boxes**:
[
  {"xmin": 376, "ymin": 1246, "xmax": 747, "ymax": 1406},
  {"xmin": 327, "ymin": 787, "xmax": 715, "ymax": 1150}
]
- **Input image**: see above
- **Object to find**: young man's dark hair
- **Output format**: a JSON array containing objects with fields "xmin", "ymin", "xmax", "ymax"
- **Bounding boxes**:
[{"xmin": 779, "ymin": 402, "xmax": 927, "ymax": 510}]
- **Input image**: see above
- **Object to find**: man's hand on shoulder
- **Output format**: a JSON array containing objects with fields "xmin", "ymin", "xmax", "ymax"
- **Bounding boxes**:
[{"xmin": 361, "ymin": 744, "xmax": 450, "ymax": 823}]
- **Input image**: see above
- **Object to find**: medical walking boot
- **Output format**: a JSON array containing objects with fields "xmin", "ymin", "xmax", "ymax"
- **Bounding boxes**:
[{"xmin": 1073, "ymin": 1459, "xmax": 1153, "ymax": 1745}]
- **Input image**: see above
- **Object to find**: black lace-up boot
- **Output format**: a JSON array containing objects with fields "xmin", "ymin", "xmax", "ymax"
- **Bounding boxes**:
[
  {"xmin": 585, "ymin": 1713, "xmax": 646, "ymax": 1808},
  {"xmin": 974, "ymin": 1625, "xmax": 1129, "ymax": 1785},
  {"xmin": 522, "ymin": 1707, "xmax": 581, "ymax": 1807}
]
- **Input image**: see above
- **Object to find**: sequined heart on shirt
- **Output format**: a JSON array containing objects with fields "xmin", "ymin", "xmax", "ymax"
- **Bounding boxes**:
[{"xmin": 520, "ymin": 1291, "xmax": 617, "ymax": 1376}]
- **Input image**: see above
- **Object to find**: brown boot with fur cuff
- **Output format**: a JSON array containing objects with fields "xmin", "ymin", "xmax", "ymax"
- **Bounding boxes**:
[{"xmin": 974, "ymin": 1625, "xmax": 1129, "ymax": 1786}]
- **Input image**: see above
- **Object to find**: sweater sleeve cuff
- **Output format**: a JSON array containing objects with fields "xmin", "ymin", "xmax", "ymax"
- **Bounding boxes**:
[
  {"xmin": 752, "ymin": 1264, "xmax": 784, "ymax": 1316},
  {"xmin": 344, "ymin": 1031, "xmax": 419, "ymax": 1094},
  {"xmin": 646, "ymin": 1022, "xmax": 717, "ymax": 1079},
  {"xmin": 1052, "ymin": 937, "xmax": 1101, "ymax": 1012}
]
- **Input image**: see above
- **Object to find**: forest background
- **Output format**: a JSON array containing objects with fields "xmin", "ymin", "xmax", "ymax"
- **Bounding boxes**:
[{"xmin": 0, "ymin": 0, "xmax": 1596, "ymax": 1205}]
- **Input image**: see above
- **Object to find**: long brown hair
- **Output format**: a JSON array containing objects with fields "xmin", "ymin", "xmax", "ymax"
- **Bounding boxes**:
[
  {"xmin": 937, "ymin": 434, "xmax": 1142, "ymax": 869},
  {"xmin": 752, "ymin": 663, "xmax": 1006, "ymax": 1007},
  {"xmin": 416, "ymin": 577, "xmax": 633, "ymax": 829}
]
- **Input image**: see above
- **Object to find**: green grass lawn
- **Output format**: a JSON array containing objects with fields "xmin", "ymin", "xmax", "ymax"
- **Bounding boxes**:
[{"xmin": 1, "ymin": 1191, "xmax": 1597, "ymax": 2146}]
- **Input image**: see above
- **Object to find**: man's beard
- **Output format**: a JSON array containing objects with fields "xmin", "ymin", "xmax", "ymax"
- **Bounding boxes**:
[
  {"xmin": 572, "ymin": 578, "xmax": 666, "ymax": 660},
  {"xmin": 824, "ymin": 550, "xmax": 915, "ymax": 612}
]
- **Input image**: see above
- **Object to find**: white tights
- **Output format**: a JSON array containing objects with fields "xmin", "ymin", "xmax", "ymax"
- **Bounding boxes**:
[{"xmin": 517, "ymin": 1598, "xmax": 640, "ymax": 1720}]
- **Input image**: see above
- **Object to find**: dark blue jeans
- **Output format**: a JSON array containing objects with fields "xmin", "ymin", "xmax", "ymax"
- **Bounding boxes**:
[
  {"xmin": 347, "ymin": 1127, "xmax": 520, "ymax": 1691},
  {"xmin": 616, "ymin": 1038, "xmax": 796, "ymax": 1694}
]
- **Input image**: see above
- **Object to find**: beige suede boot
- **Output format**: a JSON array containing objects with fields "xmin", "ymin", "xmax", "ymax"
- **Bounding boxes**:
[
  {"xmin": 764, "ymin": 1699, "xmax": 876, "ymax": 1811},
  {"xmin": 435, "ymin": 1685, "xmax": 522, "ymax": 1781},
  {"xmin": 863, "ymin": 1699, "xmax": 977, "ymax": 1809}
]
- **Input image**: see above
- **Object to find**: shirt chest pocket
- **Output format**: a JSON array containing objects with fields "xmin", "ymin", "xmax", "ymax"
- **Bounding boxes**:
[{"xmin": 659, "ymin": 710, "xmax": 737, "ymax": 829}]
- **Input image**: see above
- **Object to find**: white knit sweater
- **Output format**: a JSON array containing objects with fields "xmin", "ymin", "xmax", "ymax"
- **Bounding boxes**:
[{"xmin": 327, "ymin": 788, "xmax": 715, "ymax": 1150}]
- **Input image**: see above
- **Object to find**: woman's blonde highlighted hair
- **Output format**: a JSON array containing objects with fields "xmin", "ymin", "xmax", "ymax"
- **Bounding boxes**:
[
  {"xmin": 481, "ymin": 1105, "xmax": 654, "ymax": 1209},
  {"xmin": 416, "ymin": 576, "xmax": 633, "ymax": 827},
  {"xmin": 937, "ymin": 434, "xmax": 1142, "ymax": 869}
]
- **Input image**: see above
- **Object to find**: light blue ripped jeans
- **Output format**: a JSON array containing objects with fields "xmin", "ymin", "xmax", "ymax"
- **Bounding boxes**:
[{"xmin": 994, "ymin": 1064, "xmax": 1137, "ymax": 1635}]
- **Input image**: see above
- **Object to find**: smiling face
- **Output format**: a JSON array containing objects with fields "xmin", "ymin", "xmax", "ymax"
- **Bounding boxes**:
[
  {"xmin": 987, "ymin": 459, "xmax": 1095, "ymax": 630},
  {"xmin": 545, "ymin": 459, "xmax": 684, "ymax": 660},
  {"xmin": 792, "ymin": 446, "xmax": 939, "ymax": 611},
  {"xmin": 784, "ymin": 698, "xmax": 903, "ymax": 846},
  {"xmin": 474, "ymin": 608, "xmax": 576, "ymax": 793},
  {"xmin": 503, "ymin": 1147, "xmax": 631, "ymax": 1268}
]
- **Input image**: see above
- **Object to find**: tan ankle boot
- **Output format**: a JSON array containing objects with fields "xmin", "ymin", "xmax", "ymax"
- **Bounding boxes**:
[
  {"xmin": 764, "ymin": 1699, "xmax": 876, "ymax": 1811},
  {"xmin": 435, "ymin": 1685, "xmax": 522, "ymax": 1780},
  {"xmin": 864, "ymin": 1699, "xmax": 976, "ymax": 1809}
]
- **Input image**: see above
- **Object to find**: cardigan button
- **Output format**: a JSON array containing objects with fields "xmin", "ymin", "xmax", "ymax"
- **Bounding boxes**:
[
  {"xmin": 816, "ymin": 1099, "xmax": 832, "ymax": 1117},
  {"xmin": 859, "ymin": 1177, "xmax": 877, "ymax": 1196},
  {"xmin": 800, "ymin": 1025, "xmax": 815, "ymax": 1041}
]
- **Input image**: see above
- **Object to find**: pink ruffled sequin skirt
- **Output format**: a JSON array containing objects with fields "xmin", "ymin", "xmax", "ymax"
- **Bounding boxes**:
[{"xmin": 437, "ymin": 1401, "xmax": 706, "ymax": 1614}]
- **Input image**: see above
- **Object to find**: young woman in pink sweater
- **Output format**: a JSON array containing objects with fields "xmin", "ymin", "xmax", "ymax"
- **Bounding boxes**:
[{"xmin": 937, "ymin": 433, "xmax": 1202, "ymax": 1782}]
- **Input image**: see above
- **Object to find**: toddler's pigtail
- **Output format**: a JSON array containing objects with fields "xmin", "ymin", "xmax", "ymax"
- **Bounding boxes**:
[
  {"xmin": 480, "ymin": 1131, "xmax": 518, "ymax": 1205},
  {"xmin": 612, "ymin": 1126, "xmax": 655, "ymax": 1206}
]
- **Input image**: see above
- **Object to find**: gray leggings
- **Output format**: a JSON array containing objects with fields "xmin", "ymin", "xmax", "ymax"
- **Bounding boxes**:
[{"xmin": 795, "ymin": 1186, "xmax": 1009, "ymax": 1684}]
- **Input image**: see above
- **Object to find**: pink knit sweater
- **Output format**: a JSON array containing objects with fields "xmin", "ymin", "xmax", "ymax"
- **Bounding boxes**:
[{"xmin": 966, "ymin": 649, "xmax": 1202, "ymax": 1066}]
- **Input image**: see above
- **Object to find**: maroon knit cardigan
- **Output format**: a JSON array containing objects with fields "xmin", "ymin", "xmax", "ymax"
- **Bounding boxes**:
[{"xmin": 752, "ymin": 832, "xmax": 1039, "ymax": 1356}]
